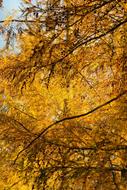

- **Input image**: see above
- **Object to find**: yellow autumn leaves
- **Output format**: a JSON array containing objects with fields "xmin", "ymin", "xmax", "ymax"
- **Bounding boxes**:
[
  {"xmin": 22, "ymin": 0, "xmax": 31, "ymax": 4},
  {"xmin": 3, "ymin": 11, "xmax": 19, "ymax": 27},
  {"xmin": 3, "ymin": 16, "xmax": 13, "ymax": 27}
]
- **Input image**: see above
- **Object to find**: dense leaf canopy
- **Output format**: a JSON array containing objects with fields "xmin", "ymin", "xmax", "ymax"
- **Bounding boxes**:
[{"xmin": 0, "ymin": 0, "xmax": 127, "ymax": 190}]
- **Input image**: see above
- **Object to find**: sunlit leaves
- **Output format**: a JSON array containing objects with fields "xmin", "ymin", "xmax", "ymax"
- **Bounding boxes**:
[
  {"xmin": 3, "ymin": 16, "xmax": 13, "ymax": 27},
  {"xmin": 0, "ymin": 0, "xmax": 127, "ymax": 189}
]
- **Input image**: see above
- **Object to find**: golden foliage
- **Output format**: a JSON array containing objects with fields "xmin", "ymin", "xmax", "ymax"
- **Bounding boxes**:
[{"xmin": 0, "ymin": 0, "xmax": 127, "ymax": 189}]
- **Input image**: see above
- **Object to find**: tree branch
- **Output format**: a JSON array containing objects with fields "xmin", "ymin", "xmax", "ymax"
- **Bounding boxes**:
[
  {"xmin": 51, "ymin": 18, "xmax": 127, "ymax": 66},
  {"xmin": 13, "ymin": 90, "xmax": 127, "ymax": 163}
]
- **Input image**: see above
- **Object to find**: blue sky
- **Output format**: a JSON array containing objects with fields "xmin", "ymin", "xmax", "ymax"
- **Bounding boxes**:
[
  {"xmin": 0, "ymin": 0, "xmax": 38, "ymax": 48},
  {"xmin": 0, "ymin": 0, "xmax": 21, "ymax": 19},
  {"xmin": 0, "ymin": 0, "xmax": 21, "ymax": 48}
]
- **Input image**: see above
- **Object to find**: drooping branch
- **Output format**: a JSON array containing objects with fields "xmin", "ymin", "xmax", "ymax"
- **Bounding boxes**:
[
  {"xmin": 51, "ymin": 18, "xmax": 127, "ymax": 66},
  {"xmin": 0, "ymin": 113, "xmax": 34, "ymax": 134},
  {"xmin": 14, "ymin": 90, "xmax": 127, "ymax": 163},
  {"xmin": 1, "ymin": 17, "xmax": 126, "ymax": 88}
]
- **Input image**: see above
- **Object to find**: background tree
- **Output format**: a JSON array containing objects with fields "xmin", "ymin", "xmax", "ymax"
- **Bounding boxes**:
[{"xmin": 0, "ymin": 0, "xmax": 127, "ymax": 189}]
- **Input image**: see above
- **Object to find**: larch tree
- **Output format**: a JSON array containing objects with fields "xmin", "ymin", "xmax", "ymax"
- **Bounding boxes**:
[{"xmin": 0, "ymin": 0, "xmax": 127, "ymax": 190}]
